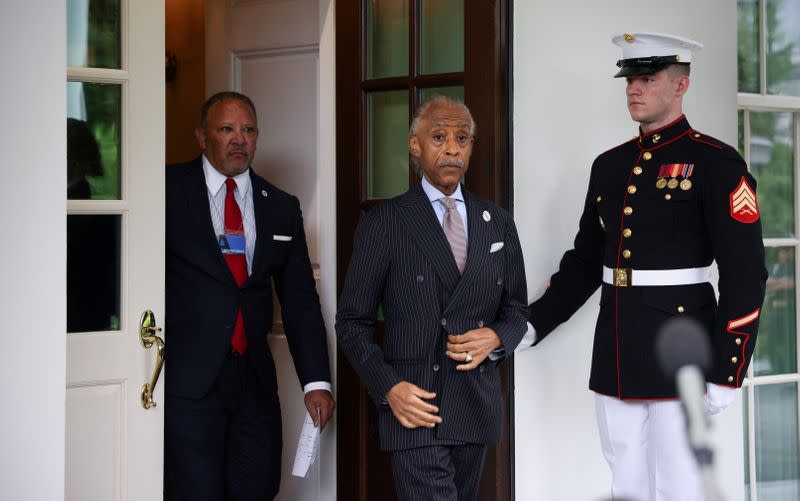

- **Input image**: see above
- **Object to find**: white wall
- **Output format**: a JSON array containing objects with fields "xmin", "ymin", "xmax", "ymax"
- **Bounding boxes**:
[
  {"xmin": 513, "ymin": 2, "xmax": 742, "ymax": 500},
  {"xmin": 0, "ymin": 3, "xmax": 67, "ymax": 501}
]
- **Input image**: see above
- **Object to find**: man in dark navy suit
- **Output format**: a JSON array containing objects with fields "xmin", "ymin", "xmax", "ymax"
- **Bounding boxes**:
[
  {"xmin": 336, "ymin": 95, "xmax": 529, "ymax": 501},
  {"xmin": 165, "ymin": 91, "xmax": 335, "ymax": 500},
  {"xmin": 526, "ymin": 33, "xmax": 767, "ymax": 501}
]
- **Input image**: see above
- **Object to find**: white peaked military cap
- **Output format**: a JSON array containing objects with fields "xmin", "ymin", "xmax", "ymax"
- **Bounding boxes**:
[{"xmin": 611, "ymin": 32, "xmax": 703, "ymax": 78}]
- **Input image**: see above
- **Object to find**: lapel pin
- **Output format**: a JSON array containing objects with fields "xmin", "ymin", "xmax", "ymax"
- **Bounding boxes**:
[
  {"xmin": 482, "ymin": 210, "xmax": 491, "ymax": 222},
  {"xmin": 261, "ymin": 189, "xmax": 268, "ymax": 197}
]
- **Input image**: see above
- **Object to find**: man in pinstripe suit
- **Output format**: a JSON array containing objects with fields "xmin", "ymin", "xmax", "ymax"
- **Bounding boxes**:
[{"xmin": 336, "ymin": 95, "xmax": 529, "ymax": 501}]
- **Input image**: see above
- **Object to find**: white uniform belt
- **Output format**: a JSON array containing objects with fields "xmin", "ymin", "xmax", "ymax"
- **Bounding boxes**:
[{"xmin": 602, "ymin": 266, "xmax": 712, "ymax": 287}]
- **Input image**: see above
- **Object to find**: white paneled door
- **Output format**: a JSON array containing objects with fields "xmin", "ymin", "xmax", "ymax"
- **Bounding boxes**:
[
  {"xmin": 205, "ymin": 1, "xmax": 334, "ymax": 499},
  {"xmin": 65, "ymin": 1, "xmax": 165, "ymax": 500}
]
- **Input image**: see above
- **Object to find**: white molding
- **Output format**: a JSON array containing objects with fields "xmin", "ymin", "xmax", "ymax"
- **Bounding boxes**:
[
  {"xmin": 67, "ymin": 200, "xmax": 130, "ymax": 214},
  {"xmin": 743, "ymin": 373, "xmax": 800, "ymax": 386},
  {"xmin": 763, "ymin": 238, "xmax": 800, "ymax": 247},
  {"xmin": 230, "ymin": 44, "xmax": 319, "ymax": 91},
  {"xmin": 738, "ymin": 93, "xmax": 800, "ymax": 111},
  {"xmin": 67, "ymin": 67, "xmax": 129, "ymax": 83}
]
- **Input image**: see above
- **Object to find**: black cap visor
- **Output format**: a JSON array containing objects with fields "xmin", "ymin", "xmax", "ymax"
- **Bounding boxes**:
[{"xmin": 613, "ymin": 56, "xmax": 688, "ymax": 78}]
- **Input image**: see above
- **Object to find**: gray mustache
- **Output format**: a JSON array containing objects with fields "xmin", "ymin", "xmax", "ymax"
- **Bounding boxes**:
[{"xmin": 437, "ymin": 159, "xmax": 464, "ymax": 168}]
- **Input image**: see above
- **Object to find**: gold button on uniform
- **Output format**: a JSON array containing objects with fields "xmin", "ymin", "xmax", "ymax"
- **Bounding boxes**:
[
  {"xmin": 731, "ymin": 357, "xmax": 738, "ymax": 364},
  {"xmin": 624, "ymin": 206, "xmax": 633, "ymax": 216},
  {"xmin": 728, "ymin": 376, "xmax": 734, "ymax": 383},
  {"xmin": 623, "ymin": 228, "xmax": 632, "ymax": 238},
  {"xmin": 633, "ymin": 166, "xmax": 643, "ymax": 175},
  {"xmin": 596, "ymin": 196, "xmax": 602, "ymax": 203},
  {"xmin": 677, "ymin": 305, "xmax": 685, "ymax": 313},
  {"xmin": 735, "ymin": 338, "xmax": 742, "ymax": 345},
  {"xmin": 628, "ymin": 185, "xmax": 637, "ymax": 194},
  {"xmin": 665, "ymin": 194, "xmax": 672, "ymax": 201},
  {"xmin": 622, "ymin": 249, "xmax": 631, "ymax": 259},
  {"xmin": 643, "ymin": 152, "xmax": 652, "ymax": 160}
]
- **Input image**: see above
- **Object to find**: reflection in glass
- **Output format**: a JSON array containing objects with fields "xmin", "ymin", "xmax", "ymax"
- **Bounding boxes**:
[
  {"xmin": 737, "ymin": 0, "xmax": 760, "ymax": 93},
  {"xmin": 754, "ymin": 383, "xmax": 799, "ymax": 500},
  {"xmin": 366, "ymin": 0, "xmax": 409, "ymax": 78},
  {"xmin": 754, "ymin": 247, "xmax": 797, "ymax": 376},
  {"xmin": 748, "ymin": 111, "xmax": 794, "ymax": 238},
  {"xmin": 419, "ymin": 86, "xmax": 465, "ymax": 103},
  {"xmin": 368, "ymin": 91, "xmax": 409, "ymax": 199},
  {"xmin": 766, "ymin": 0, "xmax": 800, "ymax": 96},
  {"xmin": 67, "ymin": 0, "xmax": 121, "ymax": 69},
  {"xmin": 420, "ymin": 0, "xmax": 464, "ymax": 74},
  {"xmin": 67, "ymin": 82, "xmax": 121, "ymax": 200},
  {"xmin": 67, "ymin": 215, "xmax": 121, "ymax": 333}
]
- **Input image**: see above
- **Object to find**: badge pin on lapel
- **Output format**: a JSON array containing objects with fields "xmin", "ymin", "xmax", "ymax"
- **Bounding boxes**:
[
  {"xmin": 261, "ymin": 189, "xmax": 268, "ymax": 197},
  {"xmin": 482, "ymin": 210, "xmax": 491, "ymax": 222}
]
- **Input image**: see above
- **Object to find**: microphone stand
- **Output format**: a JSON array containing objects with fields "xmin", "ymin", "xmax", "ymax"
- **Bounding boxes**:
[{"xmin": 676, "ymin": 365, "xmax": 724, "ymax": 501}]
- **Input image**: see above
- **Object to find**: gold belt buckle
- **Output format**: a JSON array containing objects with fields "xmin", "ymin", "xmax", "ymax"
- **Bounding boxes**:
[{"xmin": 613, "ymin": 268, "xmax": 632, "ymax": 287}]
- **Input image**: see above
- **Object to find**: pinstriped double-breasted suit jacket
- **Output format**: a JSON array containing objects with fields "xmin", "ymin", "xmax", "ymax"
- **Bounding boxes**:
[{"xmin": 336, "ymin": 182, "xmax": 528, "ymax": 451}]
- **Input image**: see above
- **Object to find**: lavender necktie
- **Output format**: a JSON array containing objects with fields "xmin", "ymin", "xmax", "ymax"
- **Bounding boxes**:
[{"xmin": 440, "ymin": 197, "xmax": 467, "ymax": 274}]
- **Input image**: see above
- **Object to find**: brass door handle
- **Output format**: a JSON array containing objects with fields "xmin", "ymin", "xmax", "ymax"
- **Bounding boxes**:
[{"xmin": 139, "ymin": 310, "xmax": 165, "ymax": 409}]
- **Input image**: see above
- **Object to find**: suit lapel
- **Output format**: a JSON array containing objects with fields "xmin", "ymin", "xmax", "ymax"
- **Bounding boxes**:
[
  {"xmin": 447, "ymin": 189, "xmax": 491, "ymax": 308},
  {"xmin": 181, "ymin": 159, "xmax": 236, "ymax": 285},
  {"xmin": 248, "ymin": 172, "xmax": 277, "ymax": 280},
  {"xmin": 397, "ymin": 183, "xmax": 461, "ymax": 293}
]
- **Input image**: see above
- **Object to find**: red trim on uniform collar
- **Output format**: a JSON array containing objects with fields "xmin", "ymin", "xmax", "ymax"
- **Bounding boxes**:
[
  {"xmin": 637, "ymin": 115, "xmax": 692, "ymax": 152},
  {"xmin": 638, "ymin": 129, "xmax": 692, "ymax": 152},
  {"xmin": 688, "ymin": 131, "xmax": 723, "ymax": 150},
  {"xmin": 638, "ymin": 114, "xmax": 686, "ymax": 139}
]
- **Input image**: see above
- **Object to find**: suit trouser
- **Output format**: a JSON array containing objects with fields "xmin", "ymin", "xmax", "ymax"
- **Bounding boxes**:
[
  {"xmin": 165, "ymin": 352, "xmax": 282, "ymax": 501},
  {"xmin": 594, "ymin": 393, "xmax": 702, "ymax": 501},
  {"xmin": 389, "ymin": 443, "xmax": 487, "ymax": 501}
]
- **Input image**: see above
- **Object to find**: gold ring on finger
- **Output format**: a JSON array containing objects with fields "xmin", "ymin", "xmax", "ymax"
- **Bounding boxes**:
[{"xmin": 464, "ymin": 352, "xmax": 473, "ymax": 363}]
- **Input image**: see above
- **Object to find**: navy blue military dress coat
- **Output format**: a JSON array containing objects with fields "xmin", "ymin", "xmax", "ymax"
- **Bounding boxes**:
[
  {"xmin": 336, "ymin": 183, "xmax": 528, "ymax": 451},
  {"xmin": 530, "ymin": 116, "xmax": 767, "ymax": 399}
]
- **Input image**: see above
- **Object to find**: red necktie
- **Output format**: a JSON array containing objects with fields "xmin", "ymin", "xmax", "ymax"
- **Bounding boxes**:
[{"xmin": 224, "ymin": 178, "xmax": 248, "ymax": 354}]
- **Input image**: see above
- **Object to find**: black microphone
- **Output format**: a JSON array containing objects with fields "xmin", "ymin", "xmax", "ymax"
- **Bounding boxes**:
[{"xmin": 656, "ymin": 316, "xmax": 723, "ymax": 501}]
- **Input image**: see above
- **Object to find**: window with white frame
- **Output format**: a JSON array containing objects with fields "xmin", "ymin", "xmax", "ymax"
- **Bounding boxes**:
[{"xmin": 738, "ymin": 1, "xmax": 800, "ymax": 500}]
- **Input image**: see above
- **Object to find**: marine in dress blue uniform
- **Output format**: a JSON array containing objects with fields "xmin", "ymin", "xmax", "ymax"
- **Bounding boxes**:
[{"xmin": 528, "ymin": 33, "xmax": 767, "ymax": 501}]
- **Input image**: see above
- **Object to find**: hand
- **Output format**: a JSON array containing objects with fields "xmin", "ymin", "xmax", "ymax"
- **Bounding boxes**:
[
  {"xmin": 304, "ymin": 389, "xmax": 336, "ymax": 430},
  {"xmin": 386, "ymin": 381, "xmax": 442, "ymax": 429},
  {"xmin": 445, "ymin": 327, "xmax": 502, "ymax": 371},
  {"xmin": 705, "ymin": 383, "xmax": 737, "ymax": 416}
]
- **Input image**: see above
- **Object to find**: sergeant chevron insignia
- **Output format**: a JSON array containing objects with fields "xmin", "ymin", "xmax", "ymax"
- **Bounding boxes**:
[{"xmin": 729, "ymin": 177, "xmax": 759, "ymax": 223}]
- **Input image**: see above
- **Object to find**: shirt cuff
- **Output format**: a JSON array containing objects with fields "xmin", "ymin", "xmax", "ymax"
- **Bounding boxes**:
[
  {"xmin": 488, "ymin": 348, "xmax": 505, "ymax": 361},
  {"xmin": 515, "ymin": 322, "xmax": 537, "ymax": 352},
  {"xmin": 303, "ymin": 381, "xmax": 332, "ymax": 394}
]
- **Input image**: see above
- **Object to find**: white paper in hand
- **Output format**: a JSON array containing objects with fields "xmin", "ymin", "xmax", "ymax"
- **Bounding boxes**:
[{"xmin": 291, "ymin": 411, "xmax": 320, "ymax": 477}]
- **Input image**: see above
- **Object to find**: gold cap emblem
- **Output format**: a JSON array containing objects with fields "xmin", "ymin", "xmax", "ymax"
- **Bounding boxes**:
[{"xmin": 624, "ymin": 33, "xmax": 635, "ymax": 43}]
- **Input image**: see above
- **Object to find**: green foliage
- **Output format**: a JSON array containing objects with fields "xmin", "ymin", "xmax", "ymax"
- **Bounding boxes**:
[
  {"xmin": 737, "ymin": 0, "xmax": 760, "ymax": 93},
  {"xmin": 754, "ymin": 141, "xmax": 795, "ymax": 238},
  {"xmin": 738, "ymin": 0, "xmax": 797, "ymax": 94},
  {"xmin": 85, "ymin": 0, "xmax": 120, "ymax": 69},
  {"xmin": 83, "ymin": 83, "xmax": 121, "ymax": 200}
]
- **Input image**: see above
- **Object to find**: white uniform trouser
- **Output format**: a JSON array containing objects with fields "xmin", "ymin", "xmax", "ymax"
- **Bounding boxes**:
[{"xmin": 595, "ymin": 393, "xmax": 702, "ymax": 501}]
